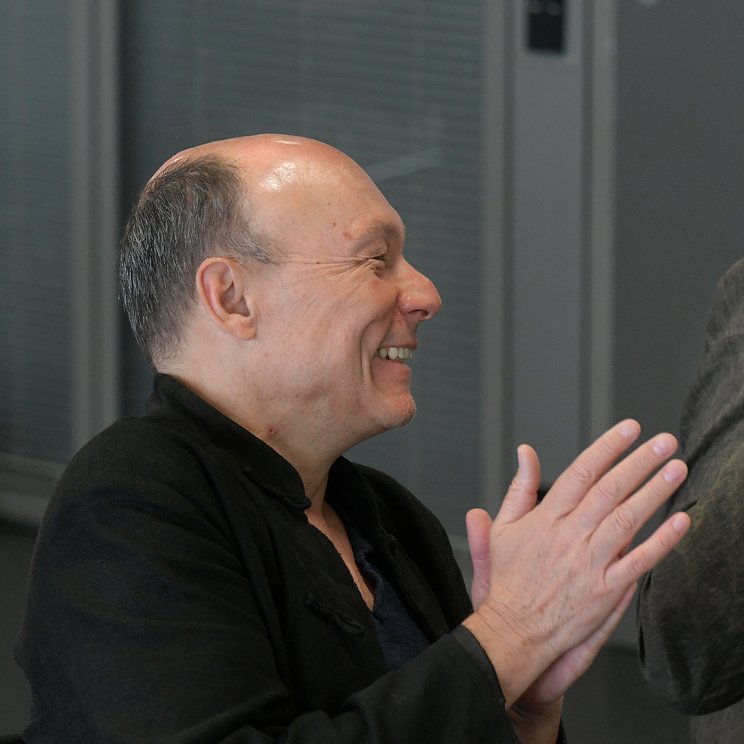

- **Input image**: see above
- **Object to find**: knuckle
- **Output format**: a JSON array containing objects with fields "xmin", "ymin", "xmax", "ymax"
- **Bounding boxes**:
[
  {"xmin": 612, "ymin": 504, "xmax": 637, "ymax": 535},
  {"xmin": 594, "ymin": 476, "xmax": 621, "ymax": 507},
  {"xmin": 506, "ymin": 476, "xmax": 522, "ymax": 496},
  {"xmin": 553, "ymin": 534, "xmax": 577, "ymax": 559},
  {"xmin": 626, "ymin": 547, "xmax": 648, "ymax": 577},
  {"xmin": 568, "ymin": 460, "xmax": 595, "ymax": 487},
  {"xmin": 599, "ymin": 433, "xmax": 620, "ymax": 459}
]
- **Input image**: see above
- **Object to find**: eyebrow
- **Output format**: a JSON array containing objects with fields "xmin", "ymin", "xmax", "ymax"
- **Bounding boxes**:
[{"xmin": 352, "ymin": 221, "xmax": 406, "ymax": 251}]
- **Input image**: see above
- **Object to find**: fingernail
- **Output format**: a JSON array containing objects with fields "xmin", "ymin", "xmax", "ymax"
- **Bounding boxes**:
[
  {"xmin": 516, "ymin": 445, "xmax": 526, "ymax": 470},
  {"xmin": 617, "ymin": 420, "xmax": 639, "ymax": 439},
  {"xmin": 652, "ymin": 434, "xmax": 676, "ymax": 456},
  {"xmin": 662, "ymin": 461, "xmax": 685, "ymax": 484}
]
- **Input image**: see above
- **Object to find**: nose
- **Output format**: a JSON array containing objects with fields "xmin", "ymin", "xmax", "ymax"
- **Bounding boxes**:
[{"xmin": 397, "ymin": 258, "xmax": 442, "ymax": 321}]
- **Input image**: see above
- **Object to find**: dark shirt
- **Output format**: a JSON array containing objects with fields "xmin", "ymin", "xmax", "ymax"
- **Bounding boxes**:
[{"xmin": 342, "ymin": 505, "xmax": 430, "ymax": 670}]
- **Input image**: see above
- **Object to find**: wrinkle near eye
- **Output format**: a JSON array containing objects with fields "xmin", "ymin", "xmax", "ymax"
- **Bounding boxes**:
[
  {"xmin": 283, "ymin": 252, "xmax": 358, "ymax": 265},
  {"xmin": 282, "ymin": 253, "xmax": 382, "ymax": 272}
]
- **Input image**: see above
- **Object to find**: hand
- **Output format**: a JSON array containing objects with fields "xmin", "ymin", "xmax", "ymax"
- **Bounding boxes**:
[
  {"xmin": 463, "ymin": 420, "xmax": 691, "ymax": 710},
  {"xmin": 466, "ymin": 444, "xmax": 636, "ymax": 708}
]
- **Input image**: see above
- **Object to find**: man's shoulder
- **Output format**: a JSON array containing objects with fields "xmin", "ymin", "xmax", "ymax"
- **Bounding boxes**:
[
  {"xmin": 51, "ymin": 411, "xmax": 239, "ymax": 521},
  {"xmin": 65, "ymin": 412, "xmax": 209, "ymax": 479}
]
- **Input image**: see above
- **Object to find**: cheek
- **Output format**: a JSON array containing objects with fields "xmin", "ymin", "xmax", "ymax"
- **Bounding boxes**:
[{"xmin": 274, "ymin": 273, "xmax": 396, "ymax": 358}]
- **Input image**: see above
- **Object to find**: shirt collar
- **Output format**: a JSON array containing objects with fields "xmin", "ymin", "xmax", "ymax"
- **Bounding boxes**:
[{"xmin": 147, "ymin": 373, "xmax": 311, "ymax": 511}]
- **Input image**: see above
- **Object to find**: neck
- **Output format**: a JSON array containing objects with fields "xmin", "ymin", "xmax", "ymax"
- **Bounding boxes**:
[
  {"xmin": 265, "ymin": 435, "xmax": 334, "ymax": 512},
  {"xmin": 159, "ymin": 364, "xmax": 343, "ymax": 513}
]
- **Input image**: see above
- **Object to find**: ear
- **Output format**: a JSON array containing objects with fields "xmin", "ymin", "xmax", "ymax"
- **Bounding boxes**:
[{"xmin": 195, "ymin": 257, "xmax": 258, "ymax": 340}]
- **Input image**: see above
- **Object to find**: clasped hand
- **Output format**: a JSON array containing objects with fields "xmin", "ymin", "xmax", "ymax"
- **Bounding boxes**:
[{"xmin": 463, "ymin": 420, "xmax": 690, "ymax": 714}]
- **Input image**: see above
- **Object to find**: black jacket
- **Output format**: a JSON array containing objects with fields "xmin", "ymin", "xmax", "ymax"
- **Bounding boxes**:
[{"xmin": 17, "ymin": 375, "xmax": 519, "ymax": 743}]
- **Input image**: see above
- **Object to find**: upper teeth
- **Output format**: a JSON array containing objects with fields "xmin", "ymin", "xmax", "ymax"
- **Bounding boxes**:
[{"xmin": 377, "ymin": 347, "xmax": 413, "ymax": 360}]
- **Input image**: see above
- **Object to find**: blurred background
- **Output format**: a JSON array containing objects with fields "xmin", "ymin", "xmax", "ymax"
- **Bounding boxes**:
[{"xmin": 2, "ymin": 1, "xmax": 744, "ymax": 740}]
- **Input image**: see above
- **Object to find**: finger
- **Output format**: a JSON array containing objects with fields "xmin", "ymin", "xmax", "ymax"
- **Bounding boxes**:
[
  {"xmin": 579, "ymin": 583, "xmax": 637, "ymax": 659},
  {"xmin": 466, "ymin": 508, "xmax": 492, "ymax": 609},
  {"xmin": 591, "ymin": 459, "xmax": 687, "ymax": 566},
  {"xmin": 567, "ymin": 582, "xmax": 637, "ymax": 672},
  {"xmin": 495, "ymin": 444, "xmax": 541, "ymax": 526},
  {"xmin": 573, "ymin": 432, "xmax": 679, "ymax": 532},
  {"xmin": 558, "ymin": 585, "xmax": 637, "ymax": 685},
  {"xmin": 543, "ymin": 420, "xmax": 641, "ymax": 518},
  {"xmin": 606, "ymin": 510, "xmax": 691, "ymax": 589},
  {"xmin": 528, "ymin": 584, "xmax": 638, "ymax": 702}
]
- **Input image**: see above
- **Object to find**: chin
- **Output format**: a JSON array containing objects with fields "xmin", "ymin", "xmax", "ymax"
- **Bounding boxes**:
[
  {"xmin": 381, "ymin": 400, "xmax": 417, "ymax": 431},
  {"xmin": 355, "ymin": 392, "xmax": 417, "ymax": 442}
]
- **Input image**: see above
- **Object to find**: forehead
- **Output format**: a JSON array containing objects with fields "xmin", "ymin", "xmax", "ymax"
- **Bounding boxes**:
[
  {"xmin": 256, "ymin": 169, "xmax": 404, "ymax": 254},
  {"xmin": 319, "ymin": 171, "xmax": 405, "ymax": 250}
]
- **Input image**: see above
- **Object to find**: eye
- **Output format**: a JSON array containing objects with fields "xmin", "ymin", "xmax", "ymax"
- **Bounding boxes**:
[{"xmin": 361, "ymin": 252, "xmax": 390, "ymax": 273}]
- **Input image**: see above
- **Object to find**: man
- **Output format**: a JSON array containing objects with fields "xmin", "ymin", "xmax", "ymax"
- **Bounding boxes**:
[
  {"xmin": 638, "ymin": 257, "xmax": 744, "ymax": 743},
  {"xmin": 17, "ymin": 134, "xmax": 690, "ymax": 743}
]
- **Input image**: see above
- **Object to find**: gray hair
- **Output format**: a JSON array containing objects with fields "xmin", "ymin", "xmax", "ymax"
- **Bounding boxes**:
[{"xmin": 119, "ymin": 155, "xmax": 273, "ymax": 364}]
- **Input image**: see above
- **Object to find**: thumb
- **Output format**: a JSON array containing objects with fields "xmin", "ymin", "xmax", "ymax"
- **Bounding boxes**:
[
  {"xmin": 495, "ymin": 444, "xmax": 542, "ymax": 525},
  {"xmin": 466, "ymin": 508, "xmax": 492, "ymax": 609}
]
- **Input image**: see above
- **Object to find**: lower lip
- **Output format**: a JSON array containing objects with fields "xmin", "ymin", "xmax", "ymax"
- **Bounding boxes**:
[{"xmin": 373, "ymin": 355, "xmax": 412, "ymax": 377}]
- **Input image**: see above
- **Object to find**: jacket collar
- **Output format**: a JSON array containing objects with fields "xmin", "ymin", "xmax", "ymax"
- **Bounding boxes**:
[
  {"xmin": 147, "ymin": 374, "xmax": 311, "ymax": 511},
  {"xmin": 146, "ymin": 375, "xmax": 391, "ymax": 532}
]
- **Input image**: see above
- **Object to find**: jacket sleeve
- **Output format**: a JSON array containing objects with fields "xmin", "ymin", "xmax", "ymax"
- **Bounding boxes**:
[
  {"xmin": 638, "ymin": 455, "xmax": 744, "ymax": 714},
  {"xmin": 17, "ymin": 472, "xmax": 520, "ymax": 744},
  {"xmin": 638, "ymin": 257, "xmax": 744, "ymax": 715}
]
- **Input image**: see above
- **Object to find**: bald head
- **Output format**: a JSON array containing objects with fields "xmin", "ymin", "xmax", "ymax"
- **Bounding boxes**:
[
  {"xmin": 156, "ymin": 134, "xmax": 352, "ymax": 180},
  {"xmin": 120, "ymin": 134, "xmax": 379, "ymax": 365},
  {"xmin": 161, "ymin": 135, "xmax": 385, "ymax": 251}
]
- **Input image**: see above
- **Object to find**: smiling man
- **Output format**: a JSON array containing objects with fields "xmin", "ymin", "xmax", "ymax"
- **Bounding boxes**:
[{"xmin": 17, "ymin": 135, "xmax": 691, "ymax": 743}]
